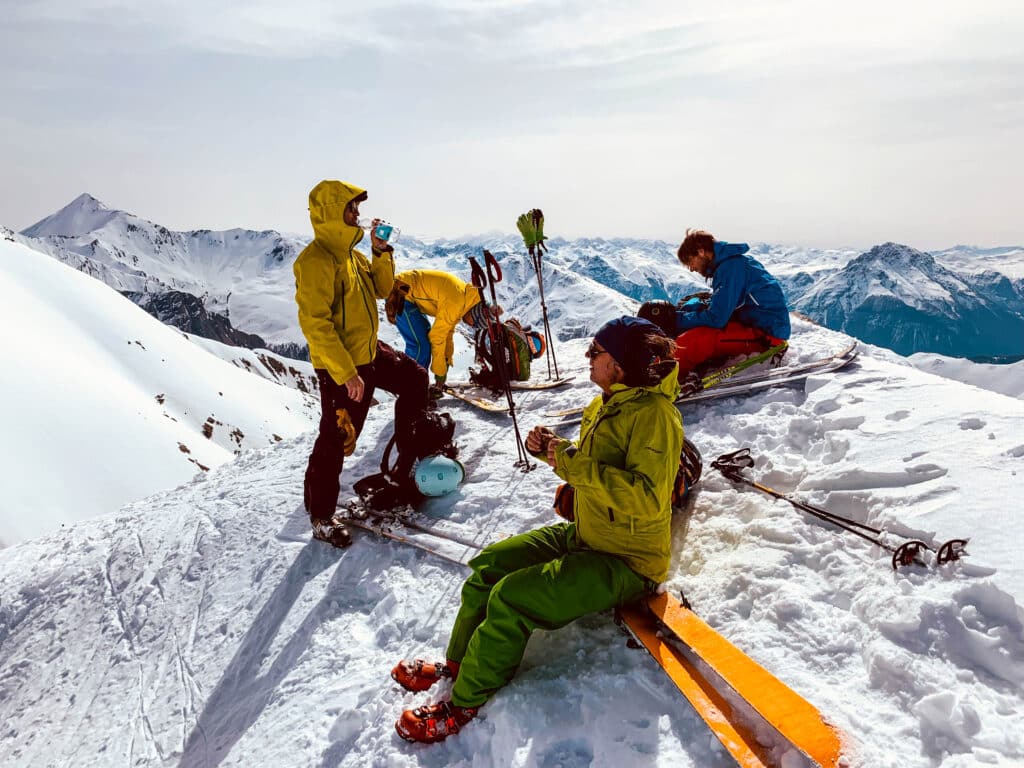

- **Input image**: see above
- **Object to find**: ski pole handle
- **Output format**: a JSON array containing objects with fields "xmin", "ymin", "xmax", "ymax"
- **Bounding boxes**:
[
  {"xmin": 484, "ymin": 249, "xmax": 503, "ymax": 284},
  {"xmin": 711, "ymin": 448, "xmax": 755, "ymax": 479},
  {"xmin": 470, "ymin": 256, "xmax": 487, "ymax": 290}
]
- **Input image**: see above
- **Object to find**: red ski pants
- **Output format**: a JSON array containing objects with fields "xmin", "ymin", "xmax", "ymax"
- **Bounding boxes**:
[{"xmin": 674, "ymin": 321, "xmax": 783, "ymax": 375}]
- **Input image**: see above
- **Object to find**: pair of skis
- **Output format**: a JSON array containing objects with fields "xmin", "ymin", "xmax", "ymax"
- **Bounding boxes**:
[
  {"xmin": 340, "ymin": 501, "xmax": 488, "ymax": 566},
  {"xmin": 618, "ymin": 592, "xmax": 844, "ymax": 768},
  {"xmin": 543, "ymin": 340, "xmax": 860, "ymax": 428},
  {"xmin": 442, "ymin": 376, "xmax": 575, "ymax": 413}
]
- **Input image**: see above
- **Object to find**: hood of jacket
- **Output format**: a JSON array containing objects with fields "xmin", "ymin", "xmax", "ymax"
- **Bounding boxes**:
[
  {"xmin": 308, "ymin": 180, "xmax": 366, "ymax": 255},
  {"xmin": 711, "ymin": 240, "xmax": 750, "ymax": 270}
]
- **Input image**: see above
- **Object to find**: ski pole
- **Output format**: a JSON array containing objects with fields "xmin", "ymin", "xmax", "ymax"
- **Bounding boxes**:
[
  {"xmin": 711, "ymin": 448, "xmax": 968, "ymax": 570},
  {"xmin": 526, "ymin": 209, "xmax": 560, "ymax": 379},
  {"xmin": 471, "ymin": 252, "xmax": 533, "ymax": 471}
]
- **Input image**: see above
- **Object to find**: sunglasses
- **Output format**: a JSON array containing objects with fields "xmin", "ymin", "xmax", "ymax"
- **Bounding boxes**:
[{"xmin": 586, "ymin": 342, "xmax": 609, "ymax": 359}]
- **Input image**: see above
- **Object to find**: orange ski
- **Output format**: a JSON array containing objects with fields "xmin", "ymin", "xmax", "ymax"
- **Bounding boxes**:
[{"xmin": 618, "ymin": 593, "xmax": 844, "ymax": 768}]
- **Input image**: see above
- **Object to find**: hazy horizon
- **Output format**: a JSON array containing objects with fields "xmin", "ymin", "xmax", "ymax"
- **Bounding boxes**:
[{"xmin": 3, "ymin": 1, "xmax": 1023, "ymax": 250}]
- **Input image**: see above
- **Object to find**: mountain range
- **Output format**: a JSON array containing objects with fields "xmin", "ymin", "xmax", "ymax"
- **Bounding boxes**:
[{"xmin": 14, "ymin": 194, "xmax": 1024, "ymax": 363}]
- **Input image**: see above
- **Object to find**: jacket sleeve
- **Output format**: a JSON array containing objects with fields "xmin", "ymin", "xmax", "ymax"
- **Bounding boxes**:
[
  {"xmin": 676, "ymin": 259, "xmax": 745, "ymax": 331},
  {"xmin": 368, "ymin": 248, "xmax": 395, "ymax": 298},
  {"xmin": 552, "ymin": 403, "xmax": 678, "ymax": 517},
  {"xmin": 427, "ymin": 305, "xmax": 460, "ymax": 378},
  {"xmin": 294, "ymin": 253, "xmax": 357, "ymax": 385}
]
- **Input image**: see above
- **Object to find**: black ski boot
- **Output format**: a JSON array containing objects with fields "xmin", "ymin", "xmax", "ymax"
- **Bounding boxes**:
[{"xmin": 311, "ymin": 516, "xmax": 352, "ymax": 548}]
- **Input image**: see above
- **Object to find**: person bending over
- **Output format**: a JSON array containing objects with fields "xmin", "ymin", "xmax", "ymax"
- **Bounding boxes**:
[{"xmin": 385, "ymin": 268, "xmax": 501, "ymax": 399}]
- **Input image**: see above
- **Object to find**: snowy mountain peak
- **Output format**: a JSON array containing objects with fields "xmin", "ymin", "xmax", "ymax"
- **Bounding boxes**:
[
  {"xmin": 796, "ymin": 241, "xmax": 1024, "ymax": 357},
  {"xmin": 21, "ymin": 192, "xmax": 118, "ymax": 238},
  {"xmin": 849, "ymin": 241, "xmax": 938, "ymax": 272}
]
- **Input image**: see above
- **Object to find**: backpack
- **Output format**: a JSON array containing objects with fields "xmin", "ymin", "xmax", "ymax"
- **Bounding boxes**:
[
  {"xmin": 673, "ymin": 438, "xmax": 703, "ymax": 512},
  {"xmin": 551, "ymin": 438, "xmax": 703, "ymax": 520},
  {"xmin": 471, "ymin": 318, "xmax": 545, "ymax": 389},
  {"xmin": 353, "ymin": 411, "xmax": 459, "ymax": 511}
]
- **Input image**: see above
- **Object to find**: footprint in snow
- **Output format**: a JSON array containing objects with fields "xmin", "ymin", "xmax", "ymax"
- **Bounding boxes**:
[{"xmin": 959, "ymin": 418, "xmax": 986, "ymax": 430}]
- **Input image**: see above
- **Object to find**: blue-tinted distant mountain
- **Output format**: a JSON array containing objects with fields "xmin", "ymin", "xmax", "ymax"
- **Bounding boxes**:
[{"xmin": 795, "ymin": 242, "xmax": 1024, "ymax": 358}]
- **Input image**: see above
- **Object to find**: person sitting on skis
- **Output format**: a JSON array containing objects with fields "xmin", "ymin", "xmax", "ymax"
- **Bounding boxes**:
[
  {"xmin": 385, "ymin": 268, "xmax": 501, "ymax": 399},
  {"xmin": 640, "ymin": 228, "xmax": 790, "ymax": 382},
  {"xmin": 391, "ymin": 316, "xmax": 683, "ymax": 744}
]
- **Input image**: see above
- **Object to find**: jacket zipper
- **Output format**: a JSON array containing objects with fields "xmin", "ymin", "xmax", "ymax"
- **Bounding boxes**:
[{"xmin": 346, "ymin": 228, "xmax": 378, "ymax": 359}]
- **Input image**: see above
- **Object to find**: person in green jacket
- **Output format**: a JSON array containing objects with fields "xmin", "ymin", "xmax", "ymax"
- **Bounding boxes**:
[
  {"xmin": 392, "ymin": 316, "xmax": 683, "ymax": 743},
  {"xmin": 294, "ymin": 180, "xmax": 428, "ymax": 547}
]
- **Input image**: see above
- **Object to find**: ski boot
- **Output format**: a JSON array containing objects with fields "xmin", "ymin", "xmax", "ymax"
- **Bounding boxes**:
[
  {"xmin": 391, "ymin": 659, "xmax": 459, "ymax": 692},
  {"xmin": 310, "ymin": 516, "xmax": 352, "ymax": 548},
  {"xmin": 395, "ymin": 699, "xmax": 477, "ymax": 743}
]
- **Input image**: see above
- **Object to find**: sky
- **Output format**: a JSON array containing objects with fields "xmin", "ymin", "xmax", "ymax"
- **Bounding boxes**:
[{"xmin": 2, "ymin": 1, "xmax": 1024, "ymax": 249}]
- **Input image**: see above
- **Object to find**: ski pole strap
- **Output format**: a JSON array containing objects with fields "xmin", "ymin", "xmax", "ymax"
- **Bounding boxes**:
[
  {"xmin": 710, "ymin": 448, "xmax": 755, "ymax": 480},
  {"xmin": 484, "ymin": 249, "xmax": 502, "ymax": 284},
  {"xmin": 470, "ymin": 256, "xmax": 487, "ymax": 291}
]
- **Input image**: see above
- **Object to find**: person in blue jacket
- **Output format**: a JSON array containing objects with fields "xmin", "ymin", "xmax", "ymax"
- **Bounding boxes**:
[{"xmin": 641, "ymin": 229, "xmax": 790, "ymax": 378}]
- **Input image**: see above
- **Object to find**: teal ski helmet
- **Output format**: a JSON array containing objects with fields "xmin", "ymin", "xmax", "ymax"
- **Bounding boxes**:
[{"xmin": 414, "ymin": 455, "xmax": 466, "ymax": 497}]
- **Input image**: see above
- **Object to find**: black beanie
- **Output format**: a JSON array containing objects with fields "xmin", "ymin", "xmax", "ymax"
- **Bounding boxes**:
[{"xmin": 594, "ymin": 316, "xmax": 667, "ymax": 386}]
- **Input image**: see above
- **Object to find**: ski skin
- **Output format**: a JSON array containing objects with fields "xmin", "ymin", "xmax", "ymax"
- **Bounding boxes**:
[{"xmin": 620, "ymin": 593, "xmax": 844, "ymax": 768}]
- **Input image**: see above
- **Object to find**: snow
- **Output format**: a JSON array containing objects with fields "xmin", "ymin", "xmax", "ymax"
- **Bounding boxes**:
[
  {"xmin": 0, "ymin": 235, "xmax": 318, "ymax": 546},
  {"xmin": 2, "ymin": 268, "xmax": 1024, "ymax": 768},
  {"xmin": 907, "ymin": 353, "xmax": 1024, "ymax": 399}
]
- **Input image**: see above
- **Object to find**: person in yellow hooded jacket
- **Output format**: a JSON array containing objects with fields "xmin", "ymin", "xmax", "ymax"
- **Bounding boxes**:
[
  {"xmin": 386, "ymin": 269, "xmax": 500, "ymax": 397},
  {"xmin": 391, "ymin": 316, "xmax": 682, "ymax": 743},
  {"xmin": 294, "ymin": 180, "xmax": 428, "ymax": 546}
]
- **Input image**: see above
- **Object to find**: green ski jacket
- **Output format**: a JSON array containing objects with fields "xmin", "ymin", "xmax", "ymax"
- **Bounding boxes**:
[{"xmin": 553, "ymin": 366, "xmax": 683, "ymax": 582}]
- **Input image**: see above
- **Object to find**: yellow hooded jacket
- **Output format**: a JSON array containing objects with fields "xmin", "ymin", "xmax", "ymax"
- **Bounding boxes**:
[
  {"xmin": 394, "ymin": 269, "xmax": 482, "ymax": 379},
  {"xmin": 293, "ymin": 180, "xmax": 395, "ymax": 385}
]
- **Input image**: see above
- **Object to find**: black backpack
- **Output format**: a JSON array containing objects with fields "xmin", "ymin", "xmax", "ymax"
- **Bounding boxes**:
[
  {"xmin": 672, "ymin": 438, "xmax": 703, "ymax": 512},
  {"xmin": 353, "ymin": 411, "xmax": 459, "ymax": 511},
  {"xmin": 470, "ymin": 319, "xmax": 545, "ymax": 389}
]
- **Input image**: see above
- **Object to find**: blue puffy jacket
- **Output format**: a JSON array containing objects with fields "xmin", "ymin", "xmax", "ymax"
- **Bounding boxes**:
[{"xmin": 675, "ymin": 241, "xmax": 791, "ymax": 340}]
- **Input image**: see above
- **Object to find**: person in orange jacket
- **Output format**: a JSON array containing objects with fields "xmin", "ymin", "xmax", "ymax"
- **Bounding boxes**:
[{"xmin": 293, "ymin": 180, "xmax": 428, "ymax": 546}]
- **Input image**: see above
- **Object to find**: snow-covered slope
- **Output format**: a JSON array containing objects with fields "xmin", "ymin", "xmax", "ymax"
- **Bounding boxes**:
[
  {"xmin": 0, "ymin": 234, "xmax": 318, "ymax": 547},
  {"xmin": 1, "ymin": 318, "xmax": 1022, "ymax": 767},
  {"xmin": 908, "ymin": 353, "xmax": 1024, "ymax": 399}
]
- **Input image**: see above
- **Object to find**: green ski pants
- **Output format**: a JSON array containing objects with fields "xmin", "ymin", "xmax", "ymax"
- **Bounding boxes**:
[{"xmin": 446, "ymin": 523, "xmax": 651, "ymax": 708}]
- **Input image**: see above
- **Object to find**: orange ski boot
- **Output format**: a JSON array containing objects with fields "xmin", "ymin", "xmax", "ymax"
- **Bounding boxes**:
[
  {"xmin": 395, "ymin": 699, "xmax": 477, "ymax": 743},
  {"xmin": 391, "ymin": 659, "xmax": 459, "ymax": 692}
]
